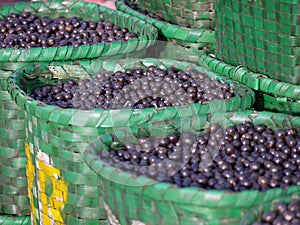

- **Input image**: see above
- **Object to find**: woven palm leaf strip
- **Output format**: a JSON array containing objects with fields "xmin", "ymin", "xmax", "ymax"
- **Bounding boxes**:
[
  {"xmin": 0, "ymin": 215, "xmax": 31, "ymax": 225},
  {"xmin": 116, "ymin": 1, "xmax": 215, "ymax": 49},
  {"xmin": 199, "ymin": 51, "xmax": 300, "ymax": 115},
  {"xmin": 82, "ymin": 110, "xmax": 300, "ymax": 225},
  {"xmin": 241, "ymin": 192, "xmax": 300, "ymax": 224},
  {"xmin": 215, "ymin": 0, "xmax": 300, "ymax": 84},
  {"xmin": 7, "ymin": 57, "xmax": 254, "ymax": 224},
  {"xmin": 0, "ymin": 0, "xmax": 157, "ymax": 62}
]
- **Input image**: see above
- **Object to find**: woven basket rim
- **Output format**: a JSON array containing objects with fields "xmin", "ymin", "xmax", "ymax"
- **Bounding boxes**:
[
  {"xmin": 0, "ymin": 0, "xmax": 158, "ymax": 62},
  {"xmin": 82, "ymin": 109, "xmax": 300, "ymax": 205},
  {"xmin": 199, "ymin": 51, "xmax": 300, "ymax": 101},
  {"xmin": 116, "ymin": 1, "xmax": 215, "ymax": 44},
  {"xmin": 7, "ymin": 58, "xmax": 255, "ymax": 126}
]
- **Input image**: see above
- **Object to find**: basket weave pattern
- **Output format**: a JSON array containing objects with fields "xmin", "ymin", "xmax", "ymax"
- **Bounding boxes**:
[
  {"xmin": 215, "ymin": 0, "xmax": 300, "ymax": 84},
  {"xmin": 0, "ymin": 71, "xmax": 29, "ymax": 216},
  {"xmin": 116, "ymin": 1, "xmax": 215, "ymax": 48},
  {"xmin": 134, "ymin": 0, "xmax": 215, "ymax": 29}
]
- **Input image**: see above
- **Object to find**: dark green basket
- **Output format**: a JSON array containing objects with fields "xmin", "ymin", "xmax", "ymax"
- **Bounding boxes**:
[
  {"xmin": 199, "ymin": 51, "xmax": 300, "ymax": 115},
  {"xmin": 7, "ymin": 58, "xmax": 254, "ymax": 225},
  {"xmin": 129, "ymin": 0, "xmax": 215, "ymax": 29},
  {"xmin": 116, "ymin": 1, "xmax": 215, "ymax": 49},
  {"xmin": 0, "ymin": 0, "xmax": 157, "ymax": 62},
  {"xmin": 241, "ymin": 193, "xmax": 300, "ymax": 225},
  {"xmin": 215, "ymin": 0, "xmax": 300, "ymax": 84},
  {"xmin": 0, "ymin": 215, "xmax": 31, "ymax": 225},
  {"xmin": 82, "ymin": 110, "xmax": 300, "ymax": 225}
]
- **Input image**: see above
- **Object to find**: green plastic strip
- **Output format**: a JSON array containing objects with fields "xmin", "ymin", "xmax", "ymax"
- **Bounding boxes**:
[{"xmin": 0, "ymin": 215, "xmax": 31, "ymax": 225}]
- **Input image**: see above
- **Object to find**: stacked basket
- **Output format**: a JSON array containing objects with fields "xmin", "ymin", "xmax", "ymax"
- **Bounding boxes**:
[
  {"xmin": 82, "ymin": 110, "xmax": 300, "ymax": 225},
  {"xmin": 116, "ymin": 0, "xmax": 216, "ymax": 62},
  {"xmin": 3, "ymin": 1, "xmax": 300, "ymax": 225},
  {"xmin": 130, "ymin": 0, "xmax": 214, "ymax": 29},
  {"xmin": 7, "ymin": 57, "xmax": 255, "ymax": 224},
  {"xmin": 0, "ymin": 0, "xmax": 157, "ymax": 224},
  {"xmin": 199, "ymin": 0, "xmax": 300, "ymax": 114}
]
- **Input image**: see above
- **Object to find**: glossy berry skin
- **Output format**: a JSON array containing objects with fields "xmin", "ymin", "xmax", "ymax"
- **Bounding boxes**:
[
  {"xmin": 100, "ymin": 122, "xmax": 300, "ymax": 192},
  {"xmin": 30, "ymin": 67, "xmax": 235, "ymax": 110},
  {"xmin": 0, "ymin": 12, "xmax": 138, "ymax": 49},
  {"xmin": 252, "ymin": 199, "xmax": 300, "ymax": 225}
]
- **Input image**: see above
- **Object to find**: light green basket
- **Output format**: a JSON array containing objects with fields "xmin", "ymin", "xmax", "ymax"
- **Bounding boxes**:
[
  {"xmin": 83, "ymin": 110, "xmax": 300, "ymax": 225},
  {"xmin": 7, "ymin": 57, "xmax": 254, "ymax": 225}
]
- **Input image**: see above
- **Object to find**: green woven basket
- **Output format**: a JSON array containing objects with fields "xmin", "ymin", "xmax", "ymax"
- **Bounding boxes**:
[
  {"xmin": 7, "ymin": 58, "xmax": 254, "ymax": 225},
  {"xmin": 128, "ymin": 0, "xmax": 215, "ymax": 29},
  {"xmin": 241, "ymin": 193, "xmax": 300, "ymax": 225},
  {"xmin": 199, "ymin": 51, "xmax": 300, "ymax": 115},
  {"xmin": 82, "ymin": 110, "xmax": 300, "ymax": 225},
  {"xmin": 116, "ymin": 1, "xmax": 215, "ymax": 49},
  {"xmin": 215, "ymin": 0, "xmax": 300, "ymax": 84},
  {"xmin": 0, "ymin": 0, "xmax": 156, "ymax": 216},
  {"xmin": 0, "ymin": 215, "xmax": 31, "ymax": 225},
  {"xmin": 0, "ymin": 0, "xmax": 157, "ymax": 62}
]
